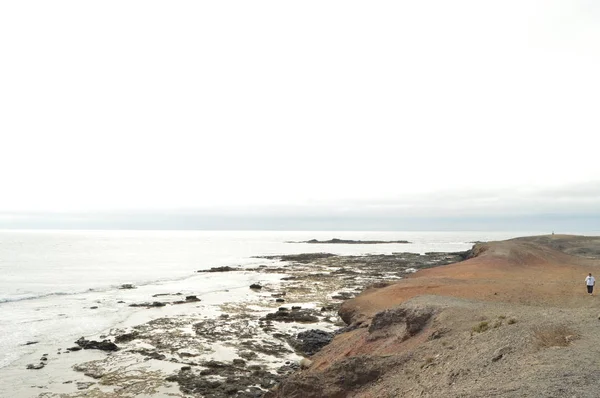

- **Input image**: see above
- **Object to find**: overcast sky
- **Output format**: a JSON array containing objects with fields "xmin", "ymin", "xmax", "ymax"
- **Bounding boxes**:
[{"xmin": 1, "ymin": 1, "xmax": 599, "ymax": 230}]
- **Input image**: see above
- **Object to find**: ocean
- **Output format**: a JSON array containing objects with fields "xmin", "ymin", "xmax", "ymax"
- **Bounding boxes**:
[{"xmin": 0, "ymin": 229, "xmax": 548, "ymax": 376}]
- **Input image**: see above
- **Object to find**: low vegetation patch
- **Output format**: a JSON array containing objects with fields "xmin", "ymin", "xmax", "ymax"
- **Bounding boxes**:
[
  {"xmin": 532, "ymin": 325, "xmax": 578, "ymax": 348},
  {"xmin": 472, "ymin": 321, "xmax": 489, "ymax": 333}
]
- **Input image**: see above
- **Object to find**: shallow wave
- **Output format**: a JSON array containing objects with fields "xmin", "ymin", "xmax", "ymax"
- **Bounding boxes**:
[
  {"xmin": 0, "ymin": 267, "xmax": 253, "ymax": 305},
  {"xmin": 0, "ymin": 290, "xmax": 89, "ymax": 304}
]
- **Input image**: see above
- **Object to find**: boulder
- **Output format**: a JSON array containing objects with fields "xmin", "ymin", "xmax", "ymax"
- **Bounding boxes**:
[{"xmin": 75, "ymin": 337, "xmax": 118, "ymax": 352}]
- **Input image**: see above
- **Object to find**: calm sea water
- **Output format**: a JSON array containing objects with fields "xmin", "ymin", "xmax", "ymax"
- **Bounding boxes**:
[{"xmin": 0, "ymin": 230, "xmax": 546, "ymax": 370}]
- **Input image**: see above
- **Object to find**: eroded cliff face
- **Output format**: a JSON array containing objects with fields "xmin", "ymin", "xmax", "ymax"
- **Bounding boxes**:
[{"xmin": 267, "ymin": 235, "xmax": 600, "ymax": 398}]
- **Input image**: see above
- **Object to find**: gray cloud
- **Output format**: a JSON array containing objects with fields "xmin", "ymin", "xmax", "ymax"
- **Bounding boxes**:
[{"xmin": 1, "ymin": 181, "xmax": 599, "ymax": 231}]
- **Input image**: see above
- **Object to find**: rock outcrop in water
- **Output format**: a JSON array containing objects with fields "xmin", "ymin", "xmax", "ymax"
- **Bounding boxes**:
[
  {"xmin": 37, "ymin": 248, "xmax": 471, "ymax": 397},
  {"xmin": 75, "ymin": 337, "xmax": 118, "ymax": 352},
  {"xmin": 301, "ymin": 238, "xmax": 410, "ymax": 244}
]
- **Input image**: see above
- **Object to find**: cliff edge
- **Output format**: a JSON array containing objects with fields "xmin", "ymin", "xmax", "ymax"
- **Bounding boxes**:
[{"xmin": 266, "ymin": 235, "xmax": 600, "ymax": 398}]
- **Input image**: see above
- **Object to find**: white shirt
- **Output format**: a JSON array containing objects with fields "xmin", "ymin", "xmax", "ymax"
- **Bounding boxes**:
[{"xmin": 586, "ymin": 276, "xmax": 595, "ymax": 286}]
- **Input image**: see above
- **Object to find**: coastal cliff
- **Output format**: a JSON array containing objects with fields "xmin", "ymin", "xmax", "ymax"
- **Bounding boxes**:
[{"xmin": 266, "ymin": 235, "xmax": 600, "ymax": 398}]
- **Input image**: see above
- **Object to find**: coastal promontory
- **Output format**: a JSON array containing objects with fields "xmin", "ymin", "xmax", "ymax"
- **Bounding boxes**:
[{"xmin": 267, "ymin": 235, "xmax": 600, "ymax": 398}]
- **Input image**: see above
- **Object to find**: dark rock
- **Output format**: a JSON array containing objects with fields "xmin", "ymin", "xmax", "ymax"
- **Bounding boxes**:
[
  {"xmin": 66, "ymin": 346, "xmax": 82, "ymax": 352},
  {"xmin": 289, "ymin": 329, "xmax": 334, "ymax": 356},
  {"xmin": 117, "ymin": 301, "xmax": 125, "ymax": 304},
  {"xmin": 75, "ymin": 337, "xmax": 119, "ymax": 352},
  {"xmin": 249, "ymin": 283, "xmax": 262, "ymax": 290},
  {"xmin": 181, "ymin": 366, "xmax": 192, "ymax": 371},
  {"xmin": 90, "ymin": 306, "xmax": 98, "ymax": 309},
  {"xmin": 166, "ymin": 365, "xmax": 277, "ymax": 398},
  {"xmin": 197, "ymin": 266, "xmax": 237, "ymax": 273},
  {"xmin": 26, "ymin": 363, "xmax": 45, "ymax": 370},
  {"xmin": 275, "ymin": 298, "xmax": 285, "ymax": 303},
  {"xmin": 185, "ymin": 295, "xmax": 200, "ymax": 302},
  {"xmin": 271, "ymin": 355, "xmax": 406, "ymax": 398},
  {"xmin": 119, "ymin": 284, "xmax": 136, "ymax": 289},
  {"xmin": 129, "ymin": 301, "xmax": 166, "ymax": 308},
  {"xmin": 238, "ymin": 339, "xmax": 292, "ymax": 357},
  {"xmin": 114, "ymin": 331, "xmax": 140, "ymax": 344},
  {"xmin": 131, "ymin": 348, "xmax": 167, "ymax": 361},
  {"xmin": 239, "ymin": 351, "xmax": 258, "ymax": 360},
  {"xmin": 292, "ymin": 306, "xmax": 302, "ymax": 310},
  {"xmin": 22, "ymin": 341, "xmax": 39, "ymax": 346},
  {"xmin": 263, "ymin": 309, "xmax": 319, "ymax": 323},
  {"xmin": 203, "ymin": 360, "xmax": 229, "ymax": 368},
  {"xmin": 233, "ymin": 359, "xmax": 246, "ymax": 367}
]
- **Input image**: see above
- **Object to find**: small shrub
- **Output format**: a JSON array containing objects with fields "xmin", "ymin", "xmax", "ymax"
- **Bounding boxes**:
[
  {"xmin": 507, "ymin": 318, "xmax": 517, "ymax": 325},
  {"xmin": 472, "ymin": 321, "xmax": 489, "ymax": 333},
  {"xmin": 493, "ymin": 320, "xmax": 502, "ymax": 328},
  {"xmin": 533, "ymin": 325, "xmax": 578, "ymax": 348}
]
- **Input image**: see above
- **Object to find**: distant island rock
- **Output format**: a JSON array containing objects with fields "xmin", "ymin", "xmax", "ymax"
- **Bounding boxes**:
[{"xmin": 296, "ymin": 238, "xmax": 411, "ymax": 244}]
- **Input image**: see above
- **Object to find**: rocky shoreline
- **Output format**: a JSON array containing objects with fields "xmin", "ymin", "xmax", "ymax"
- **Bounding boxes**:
[{"xmin": 32, "ymin": 249, "xmax": 470, "ymax": 398}]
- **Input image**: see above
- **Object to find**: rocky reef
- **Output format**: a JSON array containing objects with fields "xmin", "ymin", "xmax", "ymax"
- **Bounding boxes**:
[{"xmin": 35, "ymin": 249, "xmax": 470, "ymax": 397}]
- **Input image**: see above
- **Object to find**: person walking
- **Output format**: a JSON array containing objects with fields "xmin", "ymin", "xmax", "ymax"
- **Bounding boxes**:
[{"xmin": 585, "ymin": 273, "xmax": 595, "ymax": 296}]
